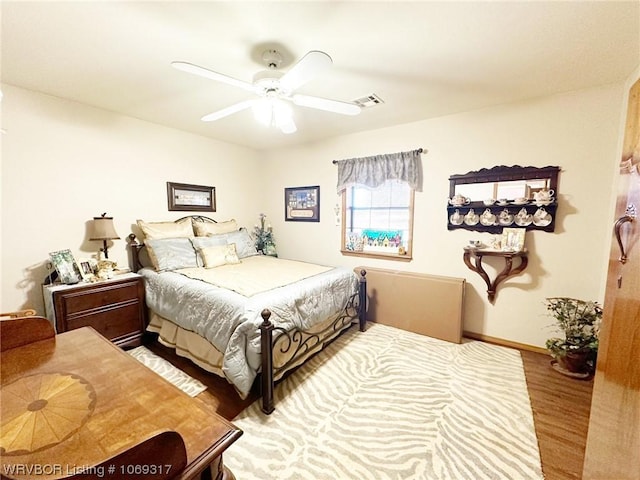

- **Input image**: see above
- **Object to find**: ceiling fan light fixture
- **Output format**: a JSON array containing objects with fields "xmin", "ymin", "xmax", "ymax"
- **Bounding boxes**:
[
  {"xmin": 252, "ymin": 98, "xmax": 273, "ymax": 126},
  {"xmin": 252, "ymin": 97, "xmax": 296, "ymax": 133},
  {"xmin": 273, "ymin": 101, "xmax": 296, "ymax": 134}
]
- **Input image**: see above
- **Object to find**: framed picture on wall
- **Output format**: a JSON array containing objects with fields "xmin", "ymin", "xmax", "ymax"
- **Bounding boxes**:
[
  {"xmin": 167, "ymin": 182, "xmax": 216, "ymax": 212},
  {"xmin": 285, "ymin": 185, "xmax": 320, "ymax": 222}
]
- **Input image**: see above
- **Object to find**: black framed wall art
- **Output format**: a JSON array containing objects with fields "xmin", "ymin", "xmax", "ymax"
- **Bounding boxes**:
[
  {"xmin": 284, "ymin": 185, "xmax": 320, "ymax": 222},
  {"xmin": 167, "ymin": 182, "xmax": 216, "ymax": 212}
]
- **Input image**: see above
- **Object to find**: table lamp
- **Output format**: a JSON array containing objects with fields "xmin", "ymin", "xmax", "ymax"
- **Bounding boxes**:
[{"xmin": 90, "ymin": 213, "xmax": 120, "ymax": 259}]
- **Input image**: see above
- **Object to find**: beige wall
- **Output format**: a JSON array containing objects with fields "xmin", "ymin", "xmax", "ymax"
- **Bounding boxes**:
[
  {"xmin": 259, "ymin": 84, "xmax": 626, "ymax": 348},
  {"xmin": 1, "ymin": 84, "xmax": 261, "ymax": 314},
  {"xmin": 0, "ymin": 82, "xmax": 627, "ymax": 349}
]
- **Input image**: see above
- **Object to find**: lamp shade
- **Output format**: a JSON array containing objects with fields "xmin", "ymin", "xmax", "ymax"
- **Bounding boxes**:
[{"xmin": 90, "ymin": 216, "xmax": 120, "ymax": 240}]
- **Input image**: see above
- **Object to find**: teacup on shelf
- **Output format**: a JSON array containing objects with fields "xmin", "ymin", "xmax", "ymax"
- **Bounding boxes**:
[
  {"xmin": 533, "ymin": 207, "xmax": 552, "ymax": 226},
  {"xmin": 464, "ymin": 209, "xmax": 479, "ymax": 225},
  {"xmin": 534, "ymin": 197, "xmax": 554, "ymax": 206},
  {"xmin": 515, "ymin": 207, "xmax": 533, "ymax": 226},
  {"xmin": 498, "ymin": 209, "xmax": 514, "ymax": 225},
  {"xmin": 483, "ymin": 198, "xmax": 496, "ymax": 206},
  {"xmin": 450, "ymin": 209, "xmax": 464, "ymax": 225},
  {"xmin": 480, "ymin": 208, "xmax": 497, "ymax": 226}
]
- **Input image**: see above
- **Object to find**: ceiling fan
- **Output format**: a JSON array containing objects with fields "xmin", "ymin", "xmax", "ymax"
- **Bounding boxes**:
[{"xmin": 172, "ymin": 49, "xmax": 361, "ymax": 134}]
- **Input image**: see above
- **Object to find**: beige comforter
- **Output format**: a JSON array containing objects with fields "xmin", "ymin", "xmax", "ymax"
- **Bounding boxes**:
[{"xmin": 176, "ymin": 255, "xmax": 332, "ymax": 297}]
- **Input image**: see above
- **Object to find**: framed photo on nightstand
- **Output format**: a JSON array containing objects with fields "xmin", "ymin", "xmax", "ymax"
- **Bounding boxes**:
[
  {"xmin": 49, "ymin": 249, "xmax": 82, "ymax": 284},
  {"xmin": 76, "ymin": 257, "xmax": 97, "ymax": 282}
]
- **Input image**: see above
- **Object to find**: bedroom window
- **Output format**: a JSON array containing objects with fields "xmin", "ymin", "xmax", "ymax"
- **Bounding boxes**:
[
  {"xmin": 341, "ymin": 180, "xmax": 414, "ymax": 260},
  {"xmin": 335, "ymin": 148, "xmax": 422, "ymax": 260}
]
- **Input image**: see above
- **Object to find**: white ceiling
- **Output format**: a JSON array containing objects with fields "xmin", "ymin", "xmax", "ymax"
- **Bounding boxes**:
[{"xmin": 2, "ymin": 1, "xmax": 639, "ymax": 151}]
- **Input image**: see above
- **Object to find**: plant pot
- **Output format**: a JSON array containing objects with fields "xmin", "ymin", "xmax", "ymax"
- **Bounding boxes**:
[{"xmin": 558, "ymin": 351, "xmax": 590, "ymax": 374}]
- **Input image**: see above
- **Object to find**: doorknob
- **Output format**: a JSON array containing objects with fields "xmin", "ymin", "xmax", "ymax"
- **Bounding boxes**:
[{"xmin": 614, "ymin": 204, "xmax": 637, "ymax": 264}]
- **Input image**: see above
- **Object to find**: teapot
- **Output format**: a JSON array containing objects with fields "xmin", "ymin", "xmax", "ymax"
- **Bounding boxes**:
[
  {"xmin": 449, "ymin": 194, "xmax": 470, "ymax": 206},
  {"xmin": 533, "ymin": 189, "xmax": 554, "ymax": 203}
]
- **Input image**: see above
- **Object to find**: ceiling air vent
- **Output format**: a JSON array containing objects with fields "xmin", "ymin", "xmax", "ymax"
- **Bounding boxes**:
[{"xmin": 353, "ymin": 93, "xmax": 384, "ymax": 108}]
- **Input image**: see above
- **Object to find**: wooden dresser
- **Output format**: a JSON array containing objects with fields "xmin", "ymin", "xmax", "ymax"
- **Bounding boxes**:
[{"xmin": 43, "ymin": 272, "xmax": 145, "ymax": 347}]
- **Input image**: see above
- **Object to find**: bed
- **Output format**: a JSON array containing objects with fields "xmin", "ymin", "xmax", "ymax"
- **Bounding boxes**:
[{"xmin": 128, "ymin": 216, "xmax": 367, "ymax": 414}]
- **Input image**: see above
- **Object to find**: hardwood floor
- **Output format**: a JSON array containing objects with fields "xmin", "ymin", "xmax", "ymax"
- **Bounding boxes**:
[
  {"xmin": 149, "ymin": 337, "xmax": 593, "ymax": 479},
  {"xmin": 521, "ymin": 350, "xmax": 593, "ymax": 480},
  {"xmin": 146, "ymin": 340, "xmax": 258, "ymax": 420}
]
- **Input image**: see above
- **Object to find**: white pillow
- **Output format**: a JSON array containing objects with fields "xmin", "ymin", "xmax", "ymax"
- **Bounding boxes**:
[
  {"xmin": 200, "ymin": 243, "xmax": 241, "ymax": 268},
  {"xmin": 190, "ymin": 236, "xmax": 227, "ymax": 266},
  {"xmin": 137, "ymin": 218, "xmax": 193, "ymax": 241},
  {"xmin": 194, "ymin": 219, "xmax": 238, "ymax": 236}
]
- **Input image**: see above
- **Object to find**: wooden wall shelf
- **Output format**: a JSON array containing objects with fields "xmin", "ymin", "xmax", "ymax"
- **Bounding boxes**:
[
  {"xmin": 448, "ymin": 165, "xmax": 560, "ymax": 233},
  {"xmin": 463, "ymin": 248, "xmax": 528, "ymax": 302}
]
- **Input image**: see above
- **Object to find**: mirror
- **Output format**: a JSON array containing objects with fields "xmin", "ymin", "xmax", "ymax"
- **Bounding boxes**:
[
  {"xmin": 449, "ymin": 165, "xmax": 560, "ymax": 201},
  {"xmin": 454, "ymin": 178, "xmax": 552, "ymax": 202}
]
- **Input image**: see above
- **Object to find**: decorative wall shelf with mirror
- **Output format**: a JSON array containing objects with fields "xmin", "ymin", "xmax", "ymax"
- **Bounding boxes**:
[{"xmin": 447, "ymin": 165, "xmax": 560, "ymax": 233}]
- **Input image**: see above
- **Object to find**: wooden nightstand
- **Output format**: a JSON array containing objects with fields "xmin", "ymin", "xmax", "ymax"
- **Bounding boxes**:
[{"xmin": 43, "ymin": 272, "xmax": 146, "ymax": 347}]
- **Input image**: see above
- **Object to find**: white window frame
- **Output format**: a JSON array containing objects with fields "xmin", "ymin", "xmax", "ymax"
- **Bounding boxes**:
[{"xmin": 340, "ymin": 181, "xmax": 415, "ymax": 261}]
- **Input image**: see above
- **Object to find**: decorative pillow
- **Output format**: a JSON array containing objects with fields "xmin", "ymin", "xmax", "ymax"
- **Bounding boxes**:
[
  {"xmin": 200, "ymin": 243, "xmax": 241, "ymax": 268},
  {"xmin": 225, "ymin": 228, "xmax": 258, "ymax": 259},
  {"xmin": 145, "ymin": 238, "xmax": 199, "ymax": 271},
  {"xmin": 137, "ymin": 218, "xmax": 193, "ymax": 241},
  {"xmin": 194, "ymin": 219, "xmax": 238, "ymax": 237},
  {"xmin": 191, "ymin": 235, "xmax": 228, "ymax": 266}
]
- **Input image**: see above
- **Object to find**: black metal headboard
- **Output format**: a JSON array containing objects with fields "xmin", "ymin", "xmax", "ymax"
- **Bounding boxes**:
[{"xmin": 127, "ymin": 216, "xmax": 217, "ymax": 272}]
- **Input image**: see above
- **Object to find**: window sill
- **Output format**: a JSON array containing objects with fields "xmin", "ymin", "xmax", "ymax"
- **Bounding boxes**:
[{"xmin": 340, "ymin": 250, "xmax": 413, "ymax": 262}]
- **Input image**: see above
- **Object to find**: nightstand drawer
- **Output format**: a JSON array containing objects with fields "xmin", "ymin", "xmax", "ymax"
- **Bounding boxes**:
[
  {"xmin": 61, "ymin": 281, "xmax": 139, "ymax": 315},
  {"xmin": 65, "ymin": 302, "xmax": 141, "ymax": 342},
  {"xmin": 43, "ymin": 274, "xmax": 146, "ymax": 347}
]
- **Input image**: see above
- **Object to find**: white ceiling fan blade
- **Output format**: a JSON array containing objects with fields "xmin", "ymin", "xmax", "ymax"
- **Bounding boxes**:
[
  {"xmin": 280, "ymin": 51, "xmax": 333, "ymax": 92},
  {"xmin": 201, "ymin": 99, "xmax": 254, "ymax": 122},
  {"xmin": 292, "ymin": 94, "xmax": 361, "ymax": 116},
  {"xmin": 172, "ymin": 61, "xmax": 258, "ymax": 93}
]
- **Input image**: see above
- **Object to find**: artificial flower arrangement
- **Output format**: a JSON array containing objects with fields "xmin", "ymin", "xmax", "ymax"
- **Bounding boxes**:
[{"xmin": 253, "ymin": 213, "xmax": 275, "ymax": 254}]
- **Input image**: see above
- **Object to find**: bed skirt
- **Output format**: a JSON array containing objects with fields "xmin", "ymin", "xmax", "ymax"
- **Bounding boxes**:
[
  {"xmin": 146, "ymin": 308, "xmax": 355, "ymax": 389},
  {"xmin": 147, "ymin": 310, "xmax": 226, "ymax": 377}
]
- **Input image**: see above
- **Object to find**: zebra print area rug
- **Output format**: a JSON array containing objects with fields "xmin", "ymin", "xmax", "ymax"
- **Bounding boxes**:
[
  {"xmin": 127, "ymin": 346, "xmax": 206, "ymax": 397},
  {"xmin": 224, "ymin": 322, "xmax": 543, "ymax": 480}
]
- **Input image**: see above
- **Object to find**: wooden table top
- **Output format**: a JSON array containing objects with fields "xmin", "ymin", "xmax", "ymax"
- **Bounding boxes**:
[{"xmin": 0, "ymin": 327, "xmax": 242, "ymax": 480}]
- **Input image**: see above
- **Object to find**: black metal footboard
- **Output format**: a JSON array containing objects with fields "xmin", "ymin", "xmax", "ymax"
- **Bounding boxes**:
[{"xmin": 259, "ymin": 269, "xmax": 367, "ymax": 414}]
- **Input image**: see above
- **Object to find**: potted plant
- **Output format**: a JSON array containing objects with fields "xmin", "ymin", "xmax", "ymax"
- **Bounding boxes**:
[
  {"xmin": 544, "ymin": 297, "xmax": 603, "ymax": 376},
  {"xmin": 252, "ymin": 213, "xmax": 276, "ymax": 255}
]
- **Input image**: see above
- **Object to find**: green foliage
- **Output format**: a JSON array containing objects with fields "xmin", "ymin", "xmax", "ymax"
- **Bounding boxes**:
[
  {"xmin": 544, "ymin": 297, "xmax": 602, "ymax": 358},
  {"xmin": 253, "ymin": 213, "xmax": 275, "ymax": 253}
]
